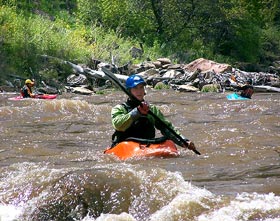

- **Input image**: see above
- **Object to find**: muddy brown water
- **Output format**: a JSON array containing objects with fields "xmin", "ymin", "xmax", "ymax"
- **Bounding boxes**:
[{"xmin": 0, "ymin": 89, "xmax": 279, "ymax": 221}]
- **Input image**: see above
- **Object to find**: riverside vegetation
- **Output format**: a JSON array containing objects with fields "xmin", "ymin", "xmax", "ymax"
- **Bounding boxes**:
[{"xmin": 1, "ymin": 0, "xmax": 280, "ymax": 89}]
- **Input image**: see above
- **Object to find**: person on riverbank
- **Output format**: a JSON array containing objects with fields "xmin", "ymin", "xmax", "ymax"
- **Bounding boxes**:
[
  {"xmin": 236, "ymin": 78, "xmax": 254, "ymax": 99},
  {"xmin": 110, "ymin": 74, "xmax": 197, "ymax": 152},
  {"xmin": 20, "ymin": 79, "xmax": 35, "ymax": 98}
]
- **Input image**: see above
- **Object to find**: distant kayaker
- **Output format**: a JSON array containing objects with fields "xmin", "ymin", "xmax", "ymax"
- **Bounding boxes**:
[
  {"xmin": 20, "ymin": 79, "xmax": 35, "ymax": 98},
  {"xmin": 236, "ymin": 78, "xmax": 254, "ymax": 99},
  {"xmin": 110, "ymin": 74, "xmax": 196, "ymax": 151}
]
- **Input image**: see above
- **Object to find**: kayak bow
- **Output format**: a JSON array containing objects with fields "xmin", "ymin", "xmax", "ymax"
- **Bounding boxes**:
[{"xmin": 104, "ymin": 139, "xmax": 179, "ymax": 160}]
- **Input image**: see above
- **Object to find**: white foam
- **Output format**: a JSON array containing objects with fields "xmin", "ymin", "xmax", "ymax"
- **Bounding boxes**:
[
  {"xmin": 198, "ymin": 192, "xmax": 280, "ymax": 221},
  {"xmin": 0, "ymin": 204, "xmax": 22, "ymax": 221},
  {"xmin": 81, "ymin": 212, "xmax": 136, "ymax": 221},
  {"xmin": 150, "ymin": 183, "xmax": 214, "ymax": 221}
]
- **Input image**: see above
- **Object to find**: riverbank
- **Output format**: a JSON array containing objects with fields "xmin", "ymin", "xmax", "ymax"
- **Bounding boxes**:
[{"xmin": 1, "ymin": 58, "xmax": 280, "ymax": 97}]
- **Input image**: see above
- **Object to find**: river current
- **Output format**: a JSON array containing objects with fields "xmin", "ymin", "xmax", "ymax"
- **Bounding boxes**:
[{"xmin": 0, "ymin": 89, "xmax": 279, "ymax": 221}]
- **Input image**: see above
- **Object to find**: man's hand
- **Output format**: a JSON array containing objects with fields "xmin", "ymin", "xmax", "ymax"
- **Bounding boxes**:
[
  {"xmin": 137, "ymin": 101, "xmax": 149, "ymax": 115},
  {"xmin": 183, "ymin": 140, "xmax": 196, "ymax": 151}
]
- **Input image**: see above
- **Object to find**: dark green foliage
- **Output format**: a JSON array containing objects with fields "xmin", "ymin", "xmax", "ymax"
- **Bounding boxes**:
[{"xmin": 0, "ymin": 0, "xmax": 280, "ymax": 84}]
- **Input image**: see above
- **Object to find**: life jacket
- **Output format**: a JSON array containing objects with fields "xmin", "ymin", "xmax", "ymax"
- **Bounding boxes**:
[
  {"xmin": 240, "ymin": 85, "xmax": 254, "ymax": 99},
  {"xmin": 111, "ymin": 100, "xmax": 156, "ymax": 147},
  {"xmin": 20, "ymin": 85, "xmax": 32, "ymax": 98}
]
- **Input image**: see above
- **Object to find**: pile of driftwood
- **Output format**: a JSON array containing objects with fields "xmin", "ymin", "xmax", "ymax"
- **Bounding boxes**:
[{"xmin": 64, "ymin": 57, "xmax": 280, "ymax": 95}]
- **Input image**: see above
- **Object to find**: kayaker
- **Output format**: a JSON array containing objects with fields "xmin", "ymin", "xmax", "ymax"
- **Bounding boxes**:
[
  {"xmin": 20, "ymin": 79, "xmax": 35, "ymax": 98},
  {"xmin": 110, "ymin": 74, "xmax": 196, "ymax": 151},
  {"xmin": 236, "ymin": 78, "xmax": 254, "ymax": 99}
]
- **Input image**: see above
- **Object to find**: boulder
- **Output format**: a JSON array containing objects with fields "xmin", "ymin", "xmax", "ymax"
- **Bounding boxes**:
[
  {"xmin": 184, "ymin": 58, "xmax": 232, "ymax": 73},
  {"xmin": 67, "ymin": 73, "xmax": 88, "ymax": 86},
  {"xmin": 152, "ymin": 61, "xmax": 162, "ymax": 68},
  {"xmin": 172, "ymin": 84, "xmax": 199, "ymax": 92},
  {"xmin": 167, "ymin": 64, "xmax": 182, "ymax": 70},
  {"xmin": 162, "ymin": 70, "xmax": 182, "ymax": 79},
  {"xmin": 157, "ymin": 58, "xmax": 172, "ymax": 65},
  {"xmin": 65, "ymin": 86, "xmax": 94, "ymax": 95}
]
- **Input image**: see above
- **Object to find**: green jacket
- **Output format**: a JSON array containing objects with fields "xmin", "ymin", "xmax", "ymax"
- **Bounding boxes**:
[{"xmin": 111, "ymin": 99, "xmax": 182, "ymax": 145}]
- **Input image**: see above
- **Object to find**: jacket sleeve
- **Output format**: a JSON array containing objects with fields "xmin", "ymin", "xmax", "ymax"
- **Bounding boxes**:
[{"xmin": 111, "ymin": 104, "xmax": 141, "ymax": 131}]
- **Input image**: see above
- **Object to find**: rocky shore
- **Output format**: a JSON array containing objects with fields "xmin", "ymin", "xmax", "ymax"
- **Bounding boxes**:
[
  {"xmin": 1, "ymin": 57, "xmax": 280, "ymax": 95},
  {"xmin": 64, "ymin": 57, "xmax": 280, "ymax": 95}
]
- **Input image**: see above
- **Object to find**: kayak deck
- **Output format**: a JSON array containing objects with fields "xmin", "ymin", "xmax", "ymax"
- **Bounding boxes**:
[
  {"xmin": 226, "ymin": 93, "xmax": 249, "ymax": 100},
  {"xmin": 104, "ymin": 139, "xmax": 179, "ymax": 160}
]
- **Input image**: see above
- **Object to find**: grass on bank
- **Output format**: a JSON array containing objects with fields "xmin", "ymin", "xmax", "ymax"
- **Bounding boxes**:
[{"xmin": 0, "ymin": 5, "xmax": 163, "ymax": 85}]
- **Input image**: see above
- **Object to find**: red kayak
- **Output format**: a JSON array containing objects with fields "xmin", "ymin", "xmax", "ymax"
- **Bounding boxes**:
[
  {"xmin": 8, "ymin": 94, "xmax": 58, "ymax": 100},
  {"xmin": 104, "ymin": 137, "xmax": 179, "ymax": 160}
]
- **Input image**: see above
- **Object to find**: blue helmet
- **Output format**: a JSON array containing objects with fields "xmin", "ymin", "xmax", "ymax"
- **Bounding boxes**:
[{"xmin": 125, "ymin": 74, "xmax": 146, "ymax": 89}]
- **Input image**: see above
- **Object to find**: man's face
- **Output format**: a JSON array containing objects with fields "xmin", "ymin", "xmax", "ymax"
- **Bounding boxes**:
[{"xmin": 130, "ymin": 83, "xmax": 145, "ymax": 101}]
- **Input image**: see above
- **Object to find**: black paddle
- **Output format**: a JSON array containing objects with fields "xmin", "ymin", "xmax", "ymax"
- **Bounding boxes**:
[{"xmin": 101, "ymin": 67, "xmax": 201, "ymax": 155}]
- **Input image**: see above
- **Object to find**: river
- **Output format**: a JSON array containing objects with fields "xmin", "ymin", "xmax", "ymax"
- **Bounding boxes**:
[{"xmin": 0, "ymin": 89, "xmax": 279, "ymax": 221}]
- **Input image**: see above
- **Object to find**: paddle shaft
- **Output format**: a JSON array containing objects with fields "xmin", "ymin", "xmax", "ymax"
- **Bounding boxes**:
[{"xmin": 101, "ymin": 67, "xmax": 201, "ymax": 155}]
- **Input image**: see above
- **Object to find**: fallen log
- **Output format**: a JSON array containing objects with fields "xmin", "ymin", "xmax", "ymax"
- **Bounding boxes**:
[
  {"xmin": 84, "ymin": 68, "xmax": 128, "ymax": 83},
  {"xmin": 254, "ymin": 85, "xmax": 280, "ymax": 93},
  {"xmin": 65, "ymin": 61, "xmax": 128, "ymax": 83}
]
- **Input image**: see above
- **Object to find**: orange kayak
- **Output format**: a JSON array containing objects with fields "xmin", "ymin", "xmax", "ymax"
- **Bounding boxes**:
[{"xmin": 104, "ymin": 138, "xmax": 179, "ymax": 160}]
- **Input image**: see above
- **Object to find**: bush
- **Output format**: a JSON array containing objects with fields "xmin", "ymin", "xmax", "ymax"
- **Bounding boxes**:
[
  {"xmin": 154, "ymin": 82, "xmax": 170, "ymax": 90},
  {"xmin": 0, "ymin": 5, "xmax": 163, "ymax": 83}
]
